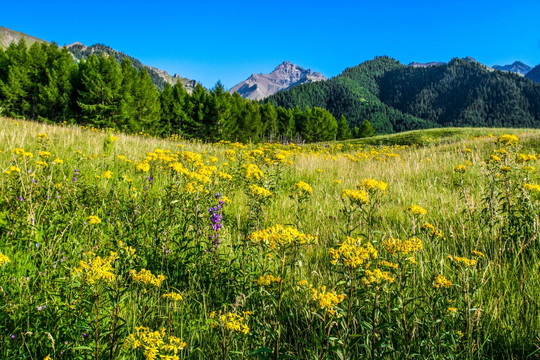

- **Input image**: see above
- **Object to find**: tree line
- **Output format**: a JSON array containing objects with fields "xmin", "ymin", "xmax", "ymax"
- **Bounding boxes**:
[{"xmin": 0, "ymin": 40, "xmax": 372, "ymax": 143}]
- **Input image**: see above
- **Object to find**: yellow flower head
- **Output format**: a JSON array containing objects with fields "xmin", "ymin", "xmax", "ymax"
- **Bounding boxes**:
[
  {"xmin": 433, "ymin": 274, "xmax": 452, "ymax": 289},
  {"xmin": 242, "ymin": 163, "xmax": 264, "ymax": 180},
  {"xmin": 362, "ymin": 268, "xmax": 395, "ymax": 285},
  {"xmin": 0, "ymin": 253, "xmax": 10, "ymax": 267},
  {"xmin": 88, "ymin": 215, "xmax": 101, "ymax": 225},
  {"xmin": 311, "ymin": 286, "xmax": 345, "ymax": 316},
  {"xmin": 249, "ymin": 224, "xmax": 317, "ymax": 250},
  {"xmin": 329, "ymin": 237, "xmax": 377, "ymax": 268},
  {"xmin": 249, "ymin": 184, "xmax": 273, "ymax": 198},
  {"xmin": 408, "ymin": 204, "xmax": 427, "ymax": 216},
  {"xmin": 256, "ymin": 274, "xmax": 282, "ymax": 286},
  {"xmin": 130, "ymin": 269, "xmax": 166, "ymax": 287},
  {"xmin": 293, "ymin": 181, "xmax": 313, "ymax": 195},
  {"xmin": 39, "ymin": 151, "xmax": 52, "ymax": 158},
  {"xmin": 103, "ymin": 170, "xmax": 113, "ymax": 179},
  {"xmin": 359, "ymin": 178, "xmax": 388, "ymax": 192},
  {"xmin": 496, "ymin": 134, "xmax": 519, "ymax": 147},
  {"xmin": 342, "ymin": 189, "xmax": 369, "ymax": 205},
  {"xmin": 162, "ymin": 292, "xmax": 183, "ymax": 302},
  {"xmin": 382, "ymin": 237, "xmax": 423, "ymax": 257},
  {"xmin": 454, "ymin": 164, "xmax": 467, "ymax": 173}
]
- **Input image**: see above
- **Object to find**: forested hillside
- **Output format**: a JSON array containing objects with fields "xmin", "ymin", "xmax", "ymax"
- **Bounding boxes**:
[
  {"xmin": 0, "ymin": 40, "xmax": 342, "ymax": 143},
  {"xmin": 267, "ymin": 56, "xmax": 540, "ymax": 133}
]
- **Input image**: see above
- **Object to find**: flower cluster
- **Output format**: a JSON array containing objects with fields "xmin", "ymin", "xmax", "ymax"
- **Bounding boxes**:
[
  {"xmin": 209, "ymin": 311, "xmax": 251, "ymax": 334},
  {"xmin": 329, "ymin": 237, "xmax": 377, "ymax": 269},
  {"xmin": 382, "ymin": 237, "xmax": 423, "ymax": 257},
  {"xmin": 311, "ymin": 286, "xmax": 345, "ymax": 316},
  {"xmin": 359, "ymin": 178, "xmax": 388, "ymax": 192},
  {"xmin": 249, "ymin": 225, "xmax": 317, "ymax": 250},
  {"xmin": 342, "ymin": 189, "xmax": 369, "ymax": 205},
  {"xmin": 362, "ymin": 268, "xmax": 395, "ymax": 285},
  {"xmin": 208, "ymin": 193, "xmax": 225, "ymax": 249},
  {"xmin": 454, "ymin": 164, "xmax": 467, "ymax": 173},
  {"xmin": 88, "ymin": 215, "xmax": 101, "ymax": 225},
  {"xmin": 73, "ymin": 252, "xmax": 118, "ymax": 284},
  {"xmin": 130, "ymin": 269, "xmax": 166, "ymax": 287},
  {"xmin": 293, "ymin": 181, "xmax": 313, "ymax": 196},
  {"xmin": 162, "ymin": 292, "xmax": 183, "ymax": 302},
  {"xmin": 0, "ymin": 253, "xmax": 10, "ymax": 266},
  {"xmin": 256, "ymin": 274, "xmax": 282, "ymax": 286},
  {"xmin": 496, "ymin": 134, "xmax": 519, "ymax": 147},
  {"xmin": 447, "ymin": 255, "xmax": 477, "ymax": 267},
  {"xmin": 249, "ymin": 184, "xmax": 273, "ymax": 198},
  {"xmin": 523, "ymin": 183, "xmax": 540, "ymax": 193},
  {"xmin": 124, "ymin": 326, "xmax": 186, "ymax": 359},
  {"xmin": 433, "ymin": 274, "xmax": 452, "ymax": 289},
  {"xmin": 407, "ymin": 205, "xmax": 427, "ymax": 216},
  {"xmin": 243, "ymin": 163, "xmax": 264, "ymax": 180}
]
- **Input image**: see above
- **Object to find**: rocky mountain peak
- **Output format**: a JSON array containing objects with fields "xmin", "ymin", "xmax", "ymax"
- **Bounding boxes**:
[{"xmin": 229, "ymin": 61, "xmax": 326, "ymax": 100}]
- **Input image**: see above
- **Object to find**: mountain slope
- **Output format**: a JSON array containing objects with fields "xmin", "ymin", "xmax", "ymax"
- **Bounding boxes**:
[
  {"xmin": 67, "ymin": 42, "xmax": 195, "ymax": 92},
  {"xmin": 267, "ymin": 56, "xmax": 540, "ymax": 133},
  {"xmin": 525, "ymin": 64, "xmax": 540, "ymax": 83},
  {"xmin": 0, "ymin": 26, "xmax": 47, "ymax": 49},
  {"xmin": 493, "ymin": 61, "xmax": 531, "ymax": 75},
  {"xmin": 229, "ymin": 61, "xmax": 326, "ymax": 100}
]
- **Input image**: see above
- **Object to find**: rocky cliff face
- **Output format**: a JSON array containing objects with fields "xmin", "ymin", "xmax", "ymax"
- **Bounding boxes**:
[{"xmin": 229, "ymin": 61, "xmax": 326, "ymax": 100}]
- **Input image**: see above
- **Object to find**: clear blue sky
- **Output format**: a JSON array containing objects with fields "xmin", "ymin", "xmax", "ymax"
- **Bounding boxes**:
[{"xmin": 3, "ymin": 0, "xmax": 540, "ymax": 88}]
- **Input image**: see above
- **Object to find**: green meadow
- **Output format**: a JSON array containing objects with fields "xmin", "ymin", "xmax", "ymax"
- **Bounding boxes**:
[{"xmin": 0, "ymin": 117, "xmax": 539, "ymax": 359}]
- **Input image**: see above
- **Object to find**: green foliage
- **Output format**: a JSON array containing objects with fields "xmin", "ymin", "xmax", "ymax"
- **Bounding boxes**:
[{"xmin": 267, "ymin": 56, "xmax": 540, "ymax": 135}]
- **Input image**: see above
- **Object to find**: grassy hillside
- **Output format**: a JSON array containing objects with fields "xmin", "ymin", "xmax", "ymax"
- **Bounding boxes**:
[
  {"xmin": 1, "ymin": 118, "xmax": 539, "ymax": 359},
  {"xmin": 0, "ymin": 26, "xmax": 47, "ymax": 49},
  {"xmin": 267, "ymin": 56, "xmax": 540, "ymax": 134}
]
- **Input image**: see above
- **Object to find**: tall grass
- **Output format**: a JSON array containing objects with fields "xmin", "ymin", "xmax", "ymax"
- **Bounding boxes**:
[{"xmin": 0, "ymin": 117, "xmax": 539, "ymax": 359}]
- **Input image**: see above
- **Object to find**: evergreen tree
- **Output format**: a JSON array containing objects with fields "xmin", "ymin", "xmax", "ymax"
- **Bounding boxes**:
[
  {"xmin": 336, "ymin": 115, "xmax": 352, "ymax": 140},
  {"xmin": 77, "ymin": 54, "xmax": 123, "ymax": 128},
  {"xmin": 260, "ymin": 101, "xmax": 278, "ymax": 140},
  {"xmin": 119, "ymin": 58, "xmax": 138, "ymax": 131},
  {"xmin": 358, "ymin": 119, "xmax": 375, "ymax": 138},
  {"xmin": 132, "ymin": 68, "xmax": 161, "ymax": 134}
]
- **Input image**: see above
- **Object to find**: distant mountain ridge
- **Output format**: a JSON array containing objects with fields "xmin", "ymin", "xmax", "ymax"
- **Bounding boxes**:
[
  {"xmin": 525, "ymin": 64, "xmax": 540, "ymax": 83},
  {"xmin": 267, "ymin": 56, "xmax": 540, "ymax": 133},
  {"xmin": 66, "ymin": 42, "xmax": 196, "ymax": 92},
  {"xmin": 0, "ymin": 26, "xmax": 47, "ymax": 48},
  {"xmin": 0, "ymin": 26, "xmax": 195, "ymax": 92},
  {"xmin": 493, "ymin": 61, "xmax": 531, "ymax": 75},
  {"xmin": 229, "ymin": 61, "xmax": 326, "ymax": 100}
]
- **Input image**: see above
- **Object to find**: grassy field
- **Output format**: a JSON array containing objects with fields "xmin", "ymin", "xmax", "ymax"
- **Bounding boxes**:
[{"xmin": 0, "ymin": 117, "xmax": 539, "ymax": 359}]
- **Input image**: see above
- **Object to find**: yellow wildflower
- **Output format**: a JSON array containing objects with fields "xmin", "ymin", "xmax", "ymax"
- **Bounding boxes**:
[
  {"xmin": 448, "ymin": 255, "xmax": 477, "ymax": 267},
  {"xmin": 496, "ymin": 134, "xmax": 519, "ymax": 146},
  {"xmin": 249, "ymin": 224, "xmax": 317, "ymax": 250},
  {"xmin": 408, "ymin": 205, "xmax": 427, "ymax": 215},
  {"xmin": 39, "ymin": 151, "xmax": 52, "ymax": 158},
  {"xmin": 73, "ymin": 252, "xmax": 117, "ymax": 284},
  {"xmin": 88, "ymin": 215, "xmax": 101, "ymax": 225},
  {"xmin": 0, "ymin": 253, "xmax": 10, "ymax": 266},
  {"xmin": 162, "ymin": 292, "xmax": 183, "ymax": 302},
  {"xmin": 293, "ymin": 181, "xmax": 313, "ymax": 195},
  {"xmin": 256, "ymin": 274, "xmax": 282, "ymax": 286},
  {"xmin": 359, "ymin": 178, "xmax": 388, "ymax": 192},
  {"xmin": 472, "ymin": 250, "xmax": 485, "ymax": 258},
  {"xmin": 342, "ymin": 189, "xmax": 369, "ymax": 205},
  {"xmin": 249, "ymin": 184, "xmax": 273, "ymax": 198},
  {"xmin": 433, "ymin": 274, "xmax": 452, "ymax": 289},
  {"xmin": 130, "ymin": 269, "xmax": 166, "ymax": 287},
  {"xmin": 52, "ymin": 158, "xmax": 63, "ymax": 165},
  {"xmin": 523, "ymin": 183, "xmax": 540, "ymax": 193},
  {"xmin": 329, "ymin": 237, "xmax": 377, "ymax": 268},
  {"xmin": 311, "ymin": 286, "xmax": 345, "ymax": 316},
  {"xmin": 242, "ymin": 163, "xmax": 264, "ymax": 180},
  {"xmin": 382, "ymin": 237, "xmax": 423, "ymax": 256},
  {"xmin": 103, "ymin": 170, "xmax": 113, "ymax": 179},
  {"xmin": 454, "ymin": 164, "xmax": 467, "ymax": 173},
  {"xmin": 362, "ymin": 268, "xmax": 395, "ymax": 285},
  {"xmin": 136, "ymin": 162, "xmax": 151, "ymax": 172}
]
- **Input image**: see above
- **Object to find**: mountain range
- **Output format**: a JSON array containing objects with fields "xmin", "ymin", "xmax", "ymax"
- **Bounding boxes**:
[
  {"xmin": 228, "ymin": 61, "xmax": 326, "ymax": 100},
  {"xmin": 493, "ymin": 61, "xmax": 531, "ymax": 75},
  {"xmin": 0, "ymin": 26, "xmax": 196, "ymax": 92},
  {"xmin": 266, "ymin": 56, "xmax": 540, "ymax": 133}
]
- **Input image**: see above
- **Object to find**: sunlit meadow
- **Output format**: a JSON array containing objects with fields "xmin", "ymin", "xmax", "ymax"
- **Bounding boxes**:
[{"xmin": 0, "ymin": 117, "xmax": 539, "ymax": 359}]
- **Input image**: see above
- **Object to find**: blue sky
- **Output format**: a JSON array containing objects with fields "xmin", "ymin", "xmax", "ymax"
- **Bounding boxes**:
[{"xmin": 2, "ymin": 0, "xmax": 540, "ymax": 88}]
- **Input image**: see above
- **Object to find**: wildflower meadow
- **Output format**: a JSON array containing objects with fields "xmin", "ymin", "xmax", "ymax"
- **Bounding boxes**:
[{"xmin": 0, "ymin": 118, "xmax": 539, "ymax": 359}]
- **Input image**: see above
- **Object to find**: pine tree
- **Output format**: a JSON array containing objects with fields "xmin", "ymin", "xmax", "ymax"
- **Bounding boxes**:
[
  {"xmin": 336, "ymin": 115, "xmax": 352, "ymax": 140},
  {"xmin": 358, "ymin": 119, "xmax": 375, "ymax": 138},
  {"xmin": 77, "ymin": 54, "xmax": 123, "ymax": 128},
  {"xmin": 132, "ymin": 68, "xmax": 160, "ymax": 134},
  {"xmin": 260, "ymin": 102, "xmax": 278, "ymax": 140}
]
